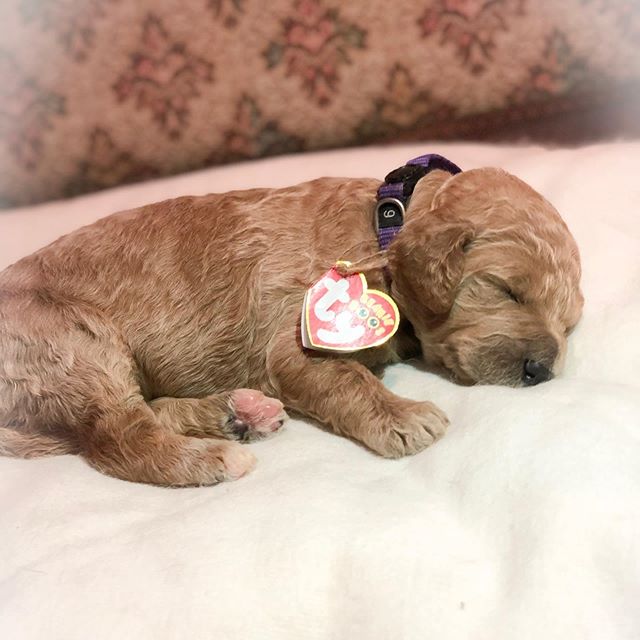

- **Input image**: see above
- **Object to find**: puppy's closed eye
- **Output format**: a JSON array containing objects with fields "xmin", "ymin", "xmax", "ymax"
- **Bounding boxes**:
[
  {"xmin": 503, "ymin": 286, "xmax": 524, "ymax": 305},
  {"xmin": 477, "ymin": 277, "xmax": 526, "ymax": 306},
  {"xmin": 487, "ymin": 277, "xmax": 525, "ymax": 305}
]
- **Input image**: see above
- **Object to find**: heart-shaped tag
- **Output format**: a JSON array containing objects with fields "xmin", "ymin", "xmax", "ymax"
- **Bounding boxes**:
[{"xmin": 301, "ymin": 263, "xmax": 400, "ymax": 352}]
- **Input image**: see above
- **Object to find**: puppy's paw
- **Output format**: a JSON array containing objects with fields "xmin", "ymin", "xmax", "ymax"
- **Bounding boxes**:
[
  {"xmin": 219, "ymin": 442, "xmax": 258, "ymax": 480},
  {"xmin": 172, "ymin": 440, "xmax": 256, "ymax": 485},
  {"xmin": 226, "ymin": 389, "xmax": 288, "ymax": 442},
  {"xmin": 368, "ymin": 400, "xmax": 449, "ymax": 459}
]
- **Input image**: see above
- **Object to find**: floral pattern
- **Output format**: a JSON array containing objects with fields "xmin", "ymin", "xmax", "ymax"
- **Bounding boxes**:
[
  {"xmin": 0, "ymin": 53, "xmax": 65, "ymax": 170},
  {"xmin": 264, "ymin": 0, "xmax": 366, "ymax": 105},
  {"xmin": 20, "ymin": 0, "xmax": 117, "ymax": 61},
  {"xmin": 418, "ymin": 0, "xmax": 526, "ymax": 74},
  {"xmin": 64, "ymin": 128, "xmax": 157, "ymax": 197},
  {"xmin": 212, "ymin": 95, "xmax": 304, "ymax": 163},
  {"xmin": 579, "ymin": 0, "xmax": 640, "ymax": 38},
  {"xmin": 356, "ymin": 65, "xmax": 455, "ymax": 142},
  {"xmin": 1, "ymin": 0, "xmax": 638, "ymax": 208},
  {"xmin": 209, "ymin": 0, "xmax": 245, "ymax": 29},
  {"xmin": 113, "ymin": 15, "xmax": 214, "ymax": 139},
  {"xmin": 513, "ymin": 30, "xmax": 591, "ymax": 102}
]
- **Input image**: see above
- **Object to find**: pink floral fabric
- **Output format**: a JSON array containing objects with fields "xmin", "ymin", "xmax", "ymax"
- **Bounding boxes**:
[{"xmin": 0, "ymin": 0, "xmax": 638, "ymax": 207}]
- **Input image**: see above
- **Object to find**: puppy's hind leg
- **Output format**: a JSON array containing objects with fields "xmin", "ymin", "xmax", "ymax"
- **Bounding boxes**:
[
  {"xmin": 149, "ymin": 389, "xmax": 287, "ymax": 443},
  {"xmin": 73, "ymin": 344, "xmax": 259, "ymax": 486},
  {"xmin": 86, "ymin": 401, "xmax": 257, "ymax": 486},
  {"xmin": 0, "ymin": 293, "xmax": 255, "ymax": 487}
]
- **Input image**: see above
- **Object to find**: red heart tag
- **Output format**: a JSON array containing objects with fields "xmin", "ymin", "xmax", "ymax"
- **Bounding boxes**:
[{"xmin": 301, "ymin": 263, "xmax": 400, "ymax": 352}]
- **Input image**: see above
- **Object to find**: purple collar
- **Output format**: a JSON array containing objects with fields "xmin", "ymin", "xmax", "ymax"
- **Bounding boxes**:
[{"xmin": 376, "ymin": 153, "xmax": 462, "ymax": 251}]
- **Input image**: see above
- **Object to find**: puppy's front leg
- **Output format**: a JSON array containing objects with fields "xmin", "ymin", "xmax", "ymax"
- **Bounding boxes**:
[{"xmin": 267, "ymin": 334, "xmax": 449, "ymax": 458}]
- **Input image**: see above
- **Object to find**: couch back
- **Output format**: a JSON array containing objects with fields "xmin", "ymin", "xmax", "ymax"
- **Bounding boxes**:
[{"xmin": 1, "ymin": 0, "xmax": 638, "ymax": 207}]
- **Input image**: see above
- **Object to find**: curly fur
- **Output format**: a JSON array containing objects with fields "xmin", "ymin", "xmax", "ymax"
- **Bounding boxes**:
[{"xmin": 0, "ymin": 168, "xmax": 583, "ymax": 485}]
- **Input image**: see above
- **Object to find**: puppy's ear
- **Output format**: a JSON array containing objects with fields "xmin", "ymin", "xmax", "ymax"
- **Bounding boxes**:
[
  {"xmin": 405, "ymin": 169, "xmax": 453, "ymax": 211},
  {"xmin": 388, "ymin": 209, "xmax": 474, "ymax": 316}
]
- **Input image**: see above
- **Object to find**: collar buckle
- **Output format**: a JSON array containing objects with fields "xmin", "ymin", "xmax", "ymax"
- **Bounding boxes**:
[{"xmin": 375, "ymin": 153, "xmax": 462, "ymax": 251}]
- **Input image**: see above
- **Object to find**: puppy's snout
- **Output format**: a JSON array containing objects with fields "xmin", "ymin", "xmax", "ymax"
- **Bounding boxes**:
[{"xmin": 522, "ymin": 359, "xmax": 553, "ymax": 386}]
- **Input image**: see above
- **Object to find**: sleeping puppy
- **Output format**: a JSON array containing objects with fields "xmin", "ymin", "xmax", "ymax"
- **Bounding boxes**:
[{"xmin": 0, "ymin": 157, "xmax": 583, "ymax": 486}]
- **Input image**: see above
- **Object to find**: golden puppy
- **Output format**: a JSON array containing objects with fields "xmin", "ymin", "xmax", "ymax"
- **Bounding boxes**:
[{"xmin": 0, "ymin": 162, "xmax": 583, "ymax": 486}]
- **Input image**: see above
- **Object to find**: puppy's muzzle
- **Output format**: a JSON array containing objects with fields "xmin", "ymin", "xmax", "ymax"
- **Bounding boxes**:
[{"xmin": 522, "ymin": 359, "xmax": 553, "ymax": 386}]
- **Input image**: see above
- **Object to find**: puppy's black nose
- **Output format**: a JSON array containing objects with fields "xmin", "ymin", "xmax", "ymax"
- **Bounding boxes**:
[{"xmin": 522, "ymin": 359, "xmax": 552, "ymax": 386}]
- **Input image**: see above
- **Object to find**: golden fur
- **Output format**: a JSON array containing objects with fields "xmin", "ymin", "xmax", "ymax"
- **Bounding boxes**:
[{"xmin": 0, "ymin": 168, "xmax": 583, "ymax": 485}]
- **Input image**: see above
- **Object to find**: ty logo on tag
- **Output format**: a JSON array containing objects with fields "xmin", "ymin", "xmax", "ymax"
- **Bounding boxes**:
[{"xmin": 301, "ymin": 264, "xmax": 400, "ymax": 352}]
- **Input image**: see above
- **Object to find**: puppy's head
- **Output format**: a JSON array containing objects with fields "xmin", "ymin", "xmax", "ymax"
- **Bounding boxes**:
[{"xmin": 388, "ymin": 168, "xmax": 583, "ymax": 386}]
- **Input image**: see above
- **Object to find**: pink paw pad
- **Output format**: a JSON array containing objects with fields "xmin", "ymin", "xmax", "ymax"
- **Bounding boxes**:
[{"xmin": 231, "ymin": 389, "xmax": 287, "ymax": 437}]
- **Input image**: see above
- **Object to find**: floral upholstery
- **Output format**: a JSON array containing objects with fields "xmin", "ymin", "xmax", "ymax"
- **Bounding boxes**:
[{"xmin": 0, "ymin": 0, "xmax": 638, "ymax": 207}]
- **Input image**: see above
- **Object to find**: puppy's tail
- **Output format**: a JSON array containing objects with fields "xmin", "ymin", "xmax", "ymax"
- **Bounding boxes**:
[{"xmin": 0, "ymin": 426, "xmax": 76, "ymax": 458}]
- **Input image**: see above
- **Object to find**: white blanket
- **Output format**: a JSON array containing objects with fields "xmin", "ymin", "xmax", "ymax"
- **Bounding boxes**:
[{"xmin": 1, "ymin": 142, "xmax": 639, "ymax": 640}]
